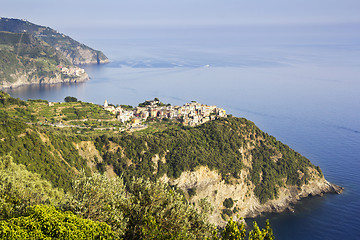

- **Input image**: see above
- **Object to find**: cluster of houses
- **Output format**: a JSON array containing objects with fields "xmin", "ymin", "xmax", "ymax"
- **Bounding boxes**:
[
  {"xmin": 57, "ymin": 65, "xmax": 85, "ymax": 77},
  {"xmin": 103, "ymin": 99, "xmax": 227, "ymax": 126}
]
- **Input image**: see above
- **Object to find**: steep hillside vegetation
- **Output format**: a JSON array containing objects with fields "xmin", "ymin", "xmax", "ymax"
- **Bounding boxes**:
[
  {"xmin": 95, "ymin": 117, "xmax": 322, "ymax": 203},
  {"xmin": 0, "ymin": 31, "xmax": 88, "ymax": 88},
  {"xmin": 0, "ymin": 18, "xmax": 109, "ymax": 65},
  {"xmin": 0, "ymin": 92, "xmax": 341, "ymax": 225}
]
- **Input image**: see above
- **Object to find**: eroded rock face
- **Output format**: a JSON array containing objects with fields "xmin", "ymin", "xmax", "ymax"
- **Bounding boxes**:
[
  {"xmin": 161, "ymin": 166, "xmax": 342, "ymax": 226},
  {"xmin": 59, "ymin": 47, "xmax": 110, "ymax": 65},
  {"xmin": 0, "ymin": 66, "xmax": 89, "ymax": 89}
]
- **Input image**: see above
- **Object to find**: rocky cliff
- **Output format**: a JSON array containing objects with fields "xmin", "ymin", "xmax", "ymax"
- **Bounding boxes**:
[
  {"xmin": 162, "ymin": 166, "xmax": 342, "ymax": 226},
  {"xmin": 92, "ymin": 117, "xmax": 343, "ymax": 226},
  {"xmin": 0, "ymin": 66, "xmax": 88, "ymax": 89}
]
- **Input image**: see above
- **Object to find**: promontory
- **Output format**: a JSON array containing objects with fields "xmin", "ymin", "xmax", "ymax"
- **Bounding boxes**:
[
  {"xmin": 0, "ymin": 18, "xmax": 109, "ymax": 89},
  {"xmin": 0, "ymin": 93, "xmax": 343, "ymax": 226}
]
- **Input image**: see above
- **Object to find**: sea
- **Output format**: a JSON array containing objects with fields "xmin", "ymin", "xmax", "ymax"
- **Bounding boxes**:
[{"xmin": 4, "ymin": 23, "xmax": 360, "ymax": 239}]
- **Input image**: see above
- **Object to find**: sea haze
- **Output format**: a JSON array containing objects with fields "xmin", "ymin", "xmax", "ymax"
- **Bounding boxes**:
[{"xmin": 5, "ymin": 23, "xmax": 360, "ymax": 239}]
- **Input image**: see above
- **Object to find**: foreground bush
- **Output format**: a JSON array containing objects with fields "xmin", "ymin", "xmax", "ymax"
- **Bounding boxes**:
[{"xmin": 0, "ymin": 205, "xmax": 114, "ymax": 240}]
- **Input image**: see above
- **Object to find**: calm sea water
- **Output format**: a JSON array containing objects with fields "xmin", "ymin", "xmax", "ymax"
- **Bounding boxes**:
[{"xmin": 5, "ymin": 24, "xmax": 360, "ymax": 239}]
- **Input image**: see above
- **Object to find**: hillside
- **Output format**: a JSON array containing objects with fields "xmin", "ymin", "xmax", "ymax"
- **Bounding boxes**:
[
  {"xmin": 0, "ymin": 18, "xmax": 109, "ymax": 65},
  {"xmin": 0, "ymin": 92, "xmax": 342, "ymax": 225},
  {"xmin": 0, "ymin": 31, "xmax": 88, "ymax": 88}
]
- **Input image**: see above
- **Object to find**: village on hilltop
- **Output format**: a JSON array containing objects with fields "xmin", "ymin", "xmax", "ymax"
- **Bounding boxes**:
[{"xmin": 103, "ymin": 98, "xmax": 227, "ymax": 127}]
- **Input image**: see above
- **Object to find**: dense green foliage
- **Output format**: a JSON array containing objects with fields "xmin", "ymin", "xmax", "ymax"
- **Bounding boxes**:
[
  {"xmin": 0, "ymin": 93, "xmax": 284, "ymax": 238},
  {"xmin": 62, "ymin": 172, "xmax": 213, "ymax": 239},
  {"xmin": 123, "ymin": 177, "xmax": 213, "ymax": 239},
  {"xmin": 217, "ymin": 218, "xmax": 274, "ymax": 240},
  {"xmin": 0, "ymin": 205, "xmax": 114, "ymax": 239},
  {"xmin": 138, "ymin": 98, "xmax": 170, "ymax": 107},
  {"xmin": 0, "ymin": 155, "xmax": 63, "ymax": 220},
  {"xmin": 0, "ymin": 159, "xmax": 216, "ymax": 239},
  {"xmin": 0, "ymin": 92, "xmax": 323, "ymax": 206},
  {"xmin": 0, "ymin": 31, "xmax": 70, "ymax": 84},
  {"xmin": 223, "ymin": 198, "xmax": 234, "ymax": 209},
  {"xmin": 96, "ymin": 117, "xmax": 321, "ymax": 203},
  {"xmin": 0, "ymin": 154, "xmax": 276, "ymax": 239},
  {"xmin": 64, "ymin": 96, "xmax": 78, "ymax": 102},
  {"xmin": 62, "ymin": 172, "xmax": 127, "ymax": 238},
  {"xmin": 0, "ymin": 93, "xmax": 91, "ymax": 190}
]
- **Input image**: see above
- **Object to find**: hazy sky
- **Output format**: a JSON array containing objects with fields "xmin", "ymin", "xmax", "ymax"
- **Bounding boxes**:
[{"xmin": 2, "ymin": 0, "xmax": 360, "ymax": 31}]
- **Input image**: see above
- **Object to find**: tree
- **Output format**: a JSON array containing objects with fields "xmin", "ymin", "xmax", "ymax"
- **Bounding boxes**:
[
  {"xmin": 61, "ymin": 171, "xmax": 127, "ymax": 238},
  {"xmin": 64, "ymin": 96, "xmax": 78, "ymax": 102},
  {"xmin": 221, "ymin": 217, "xmax": 246, "ymax": 240},
  {"xmin": 219, "ymin": 218, "xmax": 275, "ymax": 240},
  {"xmin": 223, "ymin": 198, "xmax": 234, "ymax": 209},
  {"xmin": 0, "ymin": 155, "xmax": 63, "ymax": 220},
  {"xmin": 123, "ymin": 178, "xmax": 214, "ymax": 239},
  {"xmin": 248, "ymin": 221, "xmax": 263, "ymax": 240},
  {"xmin": 0, "ymin": 205, "xmax": 114, "ymax": 239},
  {"xmin": 263, "ymin": 220, "xmax": 274, "ymax": 240}
]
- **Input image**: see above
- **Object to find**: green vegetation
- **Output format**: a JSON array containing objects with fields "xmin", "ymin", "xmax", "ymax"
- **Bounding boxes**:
[
  {"xmin": 0, "ymin": 156, "xmax": 215, "ymax": 239},
  {"xmin": 62, "ymin": 171, "xmax": 127, "ymax": 238},
  {"xmin": 0, "ymin": 93, "xmax": 320, "ymax": 238},
  {"xmin": 0, "ymin": 205, "xmax": 114, "ymax": 240},
  {"xmin": 223, "ymin": 198, "xmax": 234, "ymax": 209},
  {"xmin": 187, "ymin": 187, "xmax": 197, "ymax": 198},
  {"xmin": 0, "ymin": 92, "xmax": 328, "ymax": 239},
  {"xmin": 218, "ymin": 217, "xmax": 274, "ymax": 240},
  {"xmin": 97, "ymin": 117, "xmax": 322, "ymax": 203},
  {"xmin": 0, "ymin": 18, "xmax": 108, "ymax": 65},
  {"xmin": 0, "ymin": 155, "xmax": 275, "ymax": 239},
  {"xmin": 0, "ymin": 31, "xmax": 68, "ymax": 84},
  {"xmin": 138, "ymin": 97, "xmax": 170, "ymax": 107},
  {"xmin": 0, "ymin": 155, "xmax": 63, "ymax": 220},
  {"xmin": 0, "ymin": 92, "xmax": 121, "ymax": 133},
  {"xmin": 0, "ymin": 91, "xmax": 323, "ymax": 205},
  {"xmin": 64, "ymin": 96, "xmax": 78, "ymax": 102},
  {"xmin": 0, "ymin": 92, "xmax": 92, "ymax": 190}
]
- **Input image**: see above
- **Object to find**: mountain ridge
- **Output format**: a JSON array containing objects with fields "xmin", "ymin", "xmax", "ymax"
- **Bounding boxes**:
[{"xmin": 0, "ymin": 17, "xmax": 109, "ymax": 65}]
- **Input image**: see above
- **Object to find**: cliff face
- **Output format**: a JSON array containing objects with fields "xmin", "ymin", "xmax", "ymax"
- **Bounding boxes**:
[
  {"xmin": 56, "ymin": 45, "xmax": 109, "ymax": 65},
  {"xmin": 0, "ymin": 66, "xmax": 89, "ymax": 89},
  {"xmin": 162, "ymin": 166, "xmax": 342, "ymax": 226}
]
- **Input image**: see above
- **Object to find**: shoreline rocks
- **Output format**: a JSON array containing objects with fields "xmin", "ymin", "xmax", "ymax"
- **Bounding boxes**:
[
  {"xmin": 162, "ymin": 166, "xmax": 343, "ymax": 226},
  {"xmin": 0, "ymin": 67, "xmax": 89, "ymax": 90}
]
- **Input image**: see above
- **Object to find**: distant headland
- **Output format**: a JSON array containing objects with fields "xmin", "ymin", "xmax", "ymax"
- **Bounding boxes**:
[{"xmin": 0, "ymin": 17, "xmax": 109, "ymax": 89}]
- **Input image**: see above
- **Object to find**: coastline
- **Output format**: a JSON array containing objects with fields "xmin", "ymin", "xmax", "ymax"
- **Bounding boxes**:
[
  {"xmin": 0, "ymin": 73, "xmax": 89, "ymax": 90},
  {"xmin": 245, "ymin": 179, "xmax": 343, "ymax": 218},
  {"xmin": 164, "ymin": 166, "xmax": 343, "ymax": 226}
]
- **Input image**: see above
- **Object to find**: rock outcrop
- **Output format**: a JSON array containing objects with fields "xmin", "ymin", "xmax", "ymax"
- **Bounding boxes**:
[
  {"xmin": 0, "ymin": 66, "xmax": 89, "ymax": 89},
  {"xmin": 162, "ymin": 166, "xmax": 342, "ymax": 226}
]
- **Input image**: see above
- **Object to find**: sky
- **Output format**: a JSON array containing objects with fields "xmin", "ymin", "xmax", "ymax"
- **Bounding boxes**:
[{"xmin": 1, "ymin": 0, "xmax": 360, "ymax": 32}]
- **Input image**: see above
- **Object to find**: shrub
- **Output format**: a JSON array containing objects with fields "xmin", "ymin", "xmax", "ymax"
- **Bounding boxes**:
[{"xmin": 223, "ymin": 198, "xmax": 234, "ymax": 209}]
